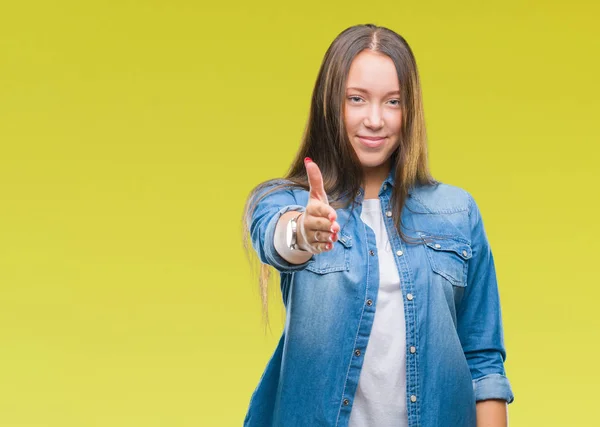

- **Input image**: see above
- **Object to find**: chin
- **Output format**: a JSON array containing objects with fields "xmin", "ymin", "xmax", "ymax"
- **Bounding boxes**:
[{"xmin": 357, "ymin": 154, "xmax": 392, "ymax": 169}]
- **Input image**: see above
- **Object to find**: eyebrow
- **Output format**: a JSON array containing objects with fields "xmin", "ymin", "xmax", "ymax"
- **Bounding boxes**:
[{"xmin": 346, "ymin": 87, "xmax": 401, "ymax": 95}]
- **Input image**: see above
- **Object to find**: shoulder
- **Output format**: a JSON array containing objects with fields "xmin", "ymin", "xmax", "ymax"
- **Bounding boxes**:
[{"xmin": 409, "ymin": 181, "xmax": 473, "ymax": 214}]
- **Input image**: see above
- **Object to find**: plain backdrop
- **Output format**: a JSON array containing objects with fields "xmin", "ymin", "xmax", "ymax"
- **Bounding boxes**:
[{"xmin": 0, "ymin": 1, "xmax": 598, "ymax": 425}]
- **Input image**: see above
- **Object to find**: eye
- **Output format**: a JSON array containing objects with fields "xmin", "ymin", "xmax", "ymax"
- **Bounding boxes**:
[
  {"xmin": 388, "ymin": 99, "xmax": 400, "ymax": 106},
  {"xmin": 347, "ymin": 96, "xmax": 363, "ymax": 103}
]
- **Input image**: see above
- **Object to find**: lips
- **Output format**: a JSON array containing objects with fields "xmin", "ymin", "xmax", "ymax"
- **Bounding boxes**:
[
  {"xmin": 357, "ymin": 135, "xmax": 386, "ymax": 148},
  {"xmin": 359, "ymin": 136, "xmax": 386, "ymax": 140}
]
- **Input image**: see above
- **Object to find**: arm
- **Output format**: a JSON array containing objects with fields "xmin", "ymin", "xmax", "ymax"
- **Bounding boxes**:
[
  {"xmin": 249, "ymin": 185, "xmax": 313, "ymax": 273},
  {"xmin": 249, "ymin": 159, "xmax": 339, "ymax": 271},
  {"xmin": 273, "ymin": 211, "xmax": 313, "ymax": 265},
  {"xmin": 457, "ymin": 193, "xmax": 515, "ymax": 418},
  {"xmin": 476, "ymin": 399, "xmax": 508, "ymax": 427}
]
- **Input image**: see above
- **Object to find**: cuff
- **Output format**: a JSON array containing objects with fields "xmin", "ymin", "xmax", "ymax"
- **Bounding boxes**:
[
  {"xmin": 472, "ymin": 373, "xmax": 515, "ymax": 404},
  {"xmin": 263, "ymin": 205, "xmax": 313, "ymax": 273}
]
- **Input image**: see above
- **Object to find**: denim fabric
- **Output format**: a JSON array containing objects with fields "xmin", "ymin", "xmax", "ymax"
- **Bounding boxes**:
[{"xmin": 244, "ymin": 169, "xmax": 514, "ymax": 427}]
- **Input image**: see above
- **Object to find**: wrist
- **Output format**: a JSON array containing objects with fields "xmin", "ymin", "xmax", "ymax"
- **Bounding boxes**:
[
  {"xmin": 287, "ymin": 212, "xmax": 308, "ymax": 252},
  {"xmin": 295, "ymin": 213, "xmax": 308, "ymax": 251}
]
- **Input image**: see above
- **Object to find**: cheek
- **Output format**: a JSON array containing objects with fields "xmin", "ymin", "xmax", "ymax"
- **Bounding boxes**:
[
  {"xmin": 343, "ymin": 110, "xmax": 361, "ymax": 133},
  {"xmin": 385, "ymin": 111, "xmax": 402, "ymax": 133}
]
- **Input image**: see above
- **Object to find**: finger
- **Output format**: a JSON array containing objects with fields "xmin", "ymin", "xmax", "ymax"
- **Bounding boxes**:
[
  {"xmin": 302, "ymin": 210, "xmax": 339, "ymax": 239},
  {"xmin": 307, "ymin": 230, "xmax": 337, "ymax": 245},
  {"xmin": 304, "ymin": 157, "xmax": 329, "ymax": 205},
  {"xmin": 330, "ymin": 221, "xmax": 340, "ymax": 234},
  {"xmin": 298, "ymin": 213, "xmax": 338, "ymax": 252},
  {"xmin": 303, "ymin": 215, "xmax": 336, "ymax": 233},
  {"xmin": 320, "ymin": 242, "xmax": 334, "ymax": 252},
  {"xmin": 306, "ymin": 199, "xmax": 337, "ymax": 222},
  {"xmin": 310, "ymin": 242, "xmax": 333, "ymax": 254},
  {"xmin": 304, "ymin": 205, "xmax": 340, "ymax": 236}
]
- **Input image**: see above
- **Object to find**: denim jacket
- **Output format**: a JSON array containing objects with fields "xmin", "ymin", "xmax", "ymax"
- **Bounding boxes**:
[{"xmin": 244, "ymin": 169, "xmax": 514, "ymax": 427}]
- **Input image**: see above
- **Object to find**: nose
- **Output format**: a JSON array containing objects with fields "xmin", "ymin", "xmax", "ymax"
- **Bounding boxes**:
[{"xmin": 364, "ymin": 105, "xmax": 384, "ymax": 129}]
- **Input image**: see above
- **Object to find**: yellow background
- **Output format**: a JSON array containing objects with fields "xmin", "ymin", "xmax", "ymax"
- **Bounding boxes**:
[{"xmin": 1, "ymin": 1, "xmax": 598, "ymax": 425}]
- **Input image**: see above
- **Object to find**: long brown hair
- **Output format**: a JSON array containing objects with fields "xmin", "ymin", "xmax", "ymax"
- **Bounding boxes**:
[{"xmin": 242, "ymin": 24, "xmax": 438, "ymax": 329}]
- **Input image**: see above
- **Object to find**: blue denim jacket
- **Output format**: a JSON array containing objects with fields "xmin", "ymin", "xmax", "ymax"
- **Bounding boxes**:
[{"xmin": 244, "ymin": 169, "xmax": 514, "ymax": 427}]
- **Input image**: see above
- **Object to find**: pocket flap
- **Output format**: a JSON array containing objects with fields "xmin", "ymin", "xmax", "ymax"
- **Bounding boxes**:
[
  {"xmin": 423, "ymin": 237, "xmax": 472, "ymax": 260},
  {"xmin": 420, "ymin": 234, "xmax": 472, "ymax": 287},
  {"xmin": 337, "ymin": 232, "xmax": 353, "ymax": 248}
]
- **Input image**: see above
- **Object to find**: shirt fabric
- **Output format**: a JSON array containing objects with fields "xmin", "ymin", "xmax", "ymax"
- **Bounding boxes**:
[
  {"xmin": 348, "ymin": 198, "xmax": 408, "ymax": 427},
  {"xmin": 244, "ymin": 168, "xmax": 515, "ymax": 427}
]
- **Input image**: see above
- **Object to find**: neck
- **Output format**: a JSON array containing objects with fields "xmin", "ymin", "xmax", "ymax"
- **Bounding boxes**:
[{"xmin": 362, "ymin": 160, "xmax": 391, "ymax": 199}]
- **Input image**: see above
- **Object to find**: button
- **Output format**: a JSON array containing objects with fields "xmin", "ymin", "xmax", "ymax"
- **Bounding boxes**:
[
  {"xmin": 410, "ymin": 346, "xmax": 416, "ymax": 354},
  {"xmin": 354, "ymin": 349, "xmax": 361, "ymax": 357},
  {"xmin": 385, "ymin": 211, "xmax": 392, "ymax": 217},
  {"xmin": 396, "ymin": 250, "xmax": 403, "ymax": 256},
  {"xmin": 366, "ymin": 299, "xmax": 373, "ymax": 306},
  {"xmin": 434, "ymin": 243, "xmax": 441, "ymax": 249},
  {"xmin": 369, "ymin": 250, "xmax": 375, "ymax": 256},
  {"xmin": 343, "ymin": 398, "xmax": 349, "ymax": 406},
  {"xmin": 383, "ymin": 184, "xmax": 387, "ymax": 190},
  {"xmin": 410, "ymin": 395, "xmax": 417, "ymax": 403},
  {"xmin": 462, "ymin": 250, "xmax": 468, "ymax": 257},
  {"xmin": 406, "ymin": 293, "xmax": 414, "ymax": 301}
]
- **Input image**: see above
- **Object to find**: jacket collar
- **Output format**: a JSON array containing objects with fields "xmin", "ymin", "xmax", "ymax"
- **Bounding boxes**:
[{"xmin": 353, "ymin": 167, "xmax": 419, "ymax": 205}]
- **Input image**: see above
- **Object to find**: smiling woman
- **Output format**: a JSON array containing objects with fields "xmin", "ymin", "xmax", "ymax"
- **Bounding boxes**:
[
  {"xmin": 344, "ymin": 50, "xmax": 403, "ymax": 197},
  {"xmin": 241, "ymin": 23, "xmax": 514, "ymax": 427}
]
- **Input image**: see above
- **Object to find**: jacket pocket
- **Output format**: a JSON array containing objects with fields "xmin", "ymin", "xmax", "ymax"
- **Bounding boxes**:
[
  {"xmin": 305, "ymin": 232, "xmax": 352, "ymax": 274},
  {"xmin": 421, "ymin": 235, "xmax": 472, "ymax": 287}
]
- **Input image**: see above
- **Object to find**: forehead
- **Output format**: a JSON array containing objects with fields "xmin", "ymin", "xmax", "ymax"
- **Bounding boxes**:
[{"xmin": 346, "ymin": 50, "xmax": 399, "ymax": 93}]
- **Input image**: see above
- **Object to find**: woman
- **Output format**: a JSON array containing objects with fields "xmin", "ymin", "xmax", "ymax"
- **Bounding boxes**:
[{"xmin": 242, "ymin": 24, "xmax": 514, "ymax": 427}]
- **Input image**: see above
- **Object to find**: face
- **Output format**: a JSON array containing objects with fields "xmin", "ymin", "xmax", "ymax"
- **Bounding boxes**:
[{"xmin": 344, "ymin": 49, "xmax": 402, "ymax": 174}]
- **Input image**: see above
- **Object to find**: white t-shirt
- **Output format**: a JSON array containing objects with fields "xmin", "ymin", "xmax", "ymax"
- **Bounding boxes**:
[{"xmin": 348, "ymin": 198, "xmax": 408, "ymax": 427}]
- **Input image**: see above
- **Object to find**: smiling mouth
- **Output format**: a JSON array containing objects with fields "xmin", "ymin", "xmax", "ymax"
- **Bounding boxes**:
[
  {"xmin": 357, "ymin": 136, "xmax": 386, "ymax": 148},
  {"xmin": 358, "ymin": 136, "xmax": 386, "ymax": 140}
]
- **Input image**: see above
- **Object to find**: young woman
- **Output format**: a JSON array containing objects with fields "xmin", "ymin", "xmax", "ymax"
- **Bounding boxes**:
[{"xmin": 242, "ymin": 24, "xmax": 514, "ymax": 427}]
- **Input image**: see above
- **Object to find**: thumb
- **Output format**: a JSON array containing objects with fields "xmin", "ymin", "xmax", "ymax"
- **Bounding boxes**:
[{"xmin": 304, "ymin": 157, "xmax": 329, "ymax": 205}]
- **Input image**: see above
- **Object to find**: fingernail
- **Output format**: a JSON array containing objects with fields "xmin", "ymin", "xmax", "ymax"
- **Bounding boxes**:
[
  {"xmin": 326, "ymin": 243, "xmax": 332, "ymax": 250},
  {"xmin": 328, "ymin": 235, "xmax": 333, "ymax": 242},
  {"xmin": 304, "ymin": 157, "xmax": 312, "ymax": 163}
]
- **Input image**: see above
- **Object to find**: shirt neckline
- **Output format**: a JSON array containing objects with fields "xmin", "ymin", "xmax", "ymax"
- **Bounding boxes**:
[{"xmin": 361, "ymin": 198, "xmax": 381, "ymax": 212}]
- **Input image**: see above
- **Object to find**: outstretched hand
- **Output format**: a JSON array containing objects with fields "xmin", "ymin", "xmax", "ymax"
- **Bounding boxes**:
[{"xmin": 297, "ymin": 157, "xmax": 340, "ymax": 254}]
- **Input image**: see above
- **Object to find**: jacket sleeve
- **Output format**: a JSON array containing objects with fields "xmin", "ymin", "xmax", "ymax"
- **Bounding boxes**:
[
  {"xmin": 249, "ymin": 184, "xmax": 313, "ymax": 273},
  {"xmin": 457, "ymin": 192, "xmax": 515, "ymax": 404}
]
